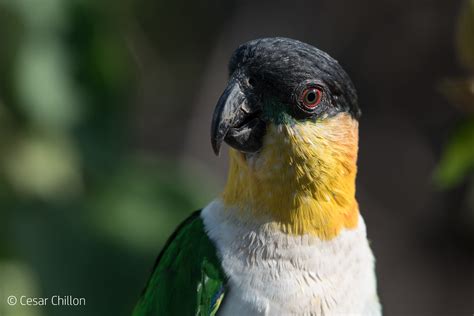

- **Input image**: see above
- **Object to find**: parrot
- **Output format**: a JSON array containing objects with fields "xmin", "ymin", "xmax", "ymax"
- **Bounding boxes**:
[{"xmin": 133, "ymin": 37, "xmax": 381, "ymax": 316}]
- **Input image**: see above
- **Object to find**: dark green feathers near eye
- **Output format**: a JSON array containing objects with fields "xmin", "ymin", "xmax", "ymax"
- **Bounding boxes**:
[{"xmin": 132, "ymin": 211, "xmax": 226, "ymax": 316}]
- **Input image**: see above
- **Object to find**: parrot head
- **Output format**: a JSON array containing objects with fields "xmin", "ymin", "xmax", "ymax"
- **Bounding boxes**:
[
  {"xmin": 211, "ymin": 37, "xmax": 360, "ymax": 155},
  {"xmin": 210, "ymin": 37, "xmax": 361, "ymax": 239}
]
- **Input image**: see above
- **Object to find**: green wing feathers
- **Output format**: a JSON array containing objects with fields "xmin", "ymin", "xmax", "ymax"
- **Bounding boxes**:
[{"xmin": 133, "ymin": 211, "xmax": 226, "ymax": 316}]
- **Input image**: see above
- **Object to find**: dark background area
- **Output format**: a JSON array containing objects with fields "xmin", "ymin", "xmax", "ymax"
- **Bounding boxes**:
[{"xmin": 0, "ymin": 0, "xmax": 473, "ymax": 315}]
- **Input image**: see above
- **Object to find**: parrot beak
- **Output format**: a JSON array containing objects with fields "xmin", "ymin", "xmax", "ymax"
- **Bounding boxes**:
[{"xmin": 211, "ymin": 78, "xmax": 266, "ymax": 156}]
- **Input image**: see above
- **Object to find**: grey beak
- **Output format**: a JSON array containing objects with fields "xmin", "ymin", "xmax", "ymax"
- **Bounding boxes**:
[{"xmin": 210, "ymin": 78, "xmax": 265, "ymax": 156}]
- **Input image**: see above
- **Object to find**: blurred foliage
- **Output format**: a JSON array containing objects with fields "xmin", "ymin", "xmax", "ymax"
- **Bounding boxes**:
[
  {"xmin": 0, "ymin": 0, "xmax": 217, "ymax": 315},
  {"xmin": 435, "ymin": 119, "xmax": 474, "ymax": 188},
  {"xmin": 436, "ymin": 0, "xmax": 474, "ymax": 239},
  {"xmin": 0, "ymin": 261, "xmax": 42, "ymax": 316},
  {"xmin": 436, "ymin": 0, "xmax": 474, "ymax": 189}
]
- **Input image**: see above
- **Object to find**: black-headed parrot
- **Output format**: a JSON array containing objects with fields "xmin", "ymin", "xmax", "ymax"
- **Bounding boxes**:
[{"xmin": 133, "ymin": 37, "xmax": 381, "ymax": 316}]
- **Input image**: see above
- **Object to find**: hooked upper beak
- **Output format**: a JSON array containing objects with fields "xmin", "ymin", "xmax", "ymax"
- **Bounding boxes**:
[{"xmin": 211, "ymin": 78, "xmax": 265, "ymax": 156}]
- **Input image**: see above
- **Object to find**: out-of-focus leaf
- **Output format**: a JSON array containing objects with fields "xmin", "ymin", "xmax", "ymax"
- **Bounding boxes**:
[
  {"xmin": 437, "ymin": 0, "xmax": 474, "ymax": 191},
  {"xmin": 2, "ymin": 0, "xmax": 83, "ymax": 131},
  {"xmin": 457, "ymin": 0, "xmax": 474, "ymax": 71},
  {"xmin": 434, "ymin": 119, "xmax": 474, "ymax": 188},
  {"xmin": 0, "ymin": 261, "xmax": 42, "ymax": 316},
  {"xmin": 439, "ymin": 78, "xmax": 474, "ymax": 113},
  {"xmin": 2, "ymin": 134, "xmax": 82, "ymax": 200},
  {"xmin": 16, "ymin": 41, "xmax": 83, "ymax": 130}
]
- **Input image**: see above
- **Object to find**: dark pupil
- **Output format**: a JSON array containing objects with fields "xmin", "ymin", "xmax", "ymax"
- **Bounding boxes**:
[{"xmin": 306, "ymin": 91, "xmax": 316, "ymax": 103}]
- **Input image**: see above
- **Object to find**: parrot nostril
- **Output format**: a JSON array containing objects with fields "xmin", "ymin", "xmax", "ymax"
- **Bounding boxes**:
[{"xmin": 248, "ymin": 78, "xmax": 256, "ymax": 87}]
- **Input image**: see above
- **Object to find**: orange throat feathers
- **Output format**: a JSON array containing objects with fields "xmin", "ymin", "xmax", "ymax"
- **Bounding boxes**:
[{"xmin": 221, "ymin": 113, "xmax": 359, "ymax": 239}]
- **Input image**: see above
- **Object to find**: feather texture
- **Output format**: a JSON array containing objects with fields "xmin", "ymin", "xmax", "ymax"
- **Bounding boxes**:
[
  {"xmin": 222, "ymin": 113, "xmax": 359, "ymax": 239},
  {"xmin": 133, "ymin": 211, "xmax": 226, "ymax": 316},
  {"xmin": 202, "ymin": 199, "xmax": 381, "ymax": 316}
]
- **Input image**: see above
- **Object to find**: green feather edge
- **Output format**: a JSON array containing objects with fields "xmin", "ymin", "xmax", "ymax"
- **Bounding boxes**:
[{"xmin": 132, "ymin": 211, "xmax": 226, "ymax": 316}]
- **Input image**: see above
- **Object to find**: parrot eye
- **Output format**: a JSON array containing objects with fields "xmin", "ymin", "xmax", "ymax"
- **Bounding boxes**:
[{"xmin": 300, "ymin": 87, "xmax": 322, "ymax": 110}]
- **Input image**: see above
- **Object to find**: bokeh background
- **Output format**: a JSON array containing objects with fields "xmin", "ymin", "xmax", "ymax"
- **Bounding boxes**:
[{"xmin": 0, "ymin": 0, "xmax": 473, "ymax": 315}]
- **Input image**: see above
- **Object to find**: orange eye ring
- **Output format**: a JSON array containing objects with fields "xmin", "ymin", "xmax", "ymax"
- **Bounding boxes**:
[{"xmin": 301, "ymin": 87, "xmax": 322, "ymax": 110}]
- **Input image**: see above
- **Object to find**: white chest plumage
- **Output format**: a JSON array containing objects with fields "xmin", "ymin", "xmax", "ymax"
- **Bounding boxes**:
[{"xmin": 201, "ymin": 199, "xmax": 381, "ymax": 316}]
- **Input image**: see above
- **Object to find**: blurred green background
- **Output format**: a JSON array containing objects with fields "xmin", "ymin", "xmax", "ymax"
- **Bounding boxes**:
[{"xmin": 0, "ymin": 0, "xmax": 472, "ymax": 315}]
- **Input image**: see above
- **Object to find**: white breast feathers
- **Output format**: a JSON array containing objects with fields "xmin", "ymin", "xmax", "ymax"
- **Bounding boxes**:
[{"xmin": 201, "ymin": 199, "xmax": 381, "ymax": 316}]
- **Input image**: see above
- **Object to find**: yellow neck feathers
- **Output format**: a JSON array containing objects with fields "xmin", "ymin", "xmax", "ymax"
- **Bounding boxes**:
[{"xmin": 222, "ymin": 113, "xmax": 359, "ymax": 240}]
